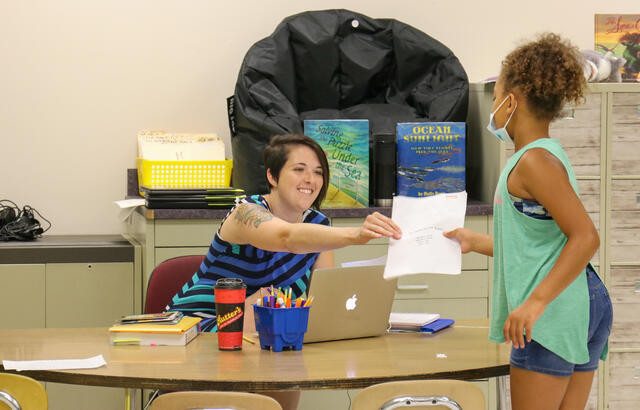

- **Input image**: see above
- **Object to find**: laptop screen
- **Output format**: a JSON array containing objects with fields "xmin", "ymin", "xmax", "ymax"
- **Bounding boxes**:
[{"xmin": 303, "ymin": 265, "xmax": 397, "ymax": 343}]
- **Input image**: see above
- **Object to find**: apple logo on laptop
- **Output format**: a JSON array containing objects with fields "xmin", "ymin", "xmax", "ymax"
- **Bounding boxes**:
[{"xmin": 345, "ymin": 294, "xmax": 358, "ymax": 310}]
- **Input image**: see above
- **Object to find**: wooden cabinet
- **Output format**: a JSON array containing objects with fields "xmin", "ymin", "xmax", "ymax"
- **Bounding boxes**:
[
  {"xmin": 0, "ymin": 235, "xmax": 141, "ymax": 410},
  {"xmin": 607, "ymin": 88, "xmax": 640, "ymax": 410},
  {"xmin": 610, "ymin": 180, "xmax": 640, "ymax": 263},
  {"xmin": 609, "ymin": 265, "xmax": 640, "ymax": 350},
  {"xmin": 470, "ymin": 82, "xmax": 640, "ymax": 410},
  {"xmin": 608, "ymin": 352, "xmax": 640, "ymax": 410},
  {"xmin": 610, "ymin": 93, "xmax": 640, "ymax": 176}
]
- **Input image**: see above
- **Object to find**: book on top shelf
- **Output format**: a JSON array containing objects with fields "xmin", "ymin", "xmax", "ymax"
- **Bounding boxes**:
[
  {"xmin": 109, "ymin": 316, "xmax": 201, "ymax": 346},
  {"xmin": 595, "ymin": 14, "xmax": 640, "ymax": 82},
  {"xmin": 396, "ymin": 122, "xmax": 465, "ymax": 197},
  {"xmin": 304, "ymin": 119, "xmax": 369, "ymax": 208}
]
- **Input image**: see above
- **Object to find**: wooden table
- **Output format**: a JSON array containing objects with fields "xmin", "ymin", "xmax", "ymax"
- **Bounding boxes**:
[{"xmin": 0, "ymin": 319, "xmax": 509, "ymax": 393}]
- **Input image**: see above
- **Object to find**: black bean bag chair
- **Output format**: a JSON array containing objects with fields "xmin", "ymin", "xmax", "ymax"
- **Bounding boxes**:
[{"xmin": 229, "ymin": 9, "xmax": 469, "ymax": 195}]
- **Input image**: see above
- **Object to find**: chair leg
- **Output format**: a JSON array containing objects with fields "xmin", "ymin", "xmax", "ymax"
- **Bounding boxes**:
[
  {"xmin": 125, "ymin": 388, "xmax": 141, "ymax": 410},
  {"xmin": 0, "ymin": 390, "xmax": 21, "ymax": 410}
]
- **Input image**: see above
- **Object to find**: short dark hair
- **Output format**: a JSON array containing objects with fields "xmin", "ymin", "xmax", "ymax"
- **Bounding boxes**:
[{"xmin": 263, "ymin": 133, "xmax": 330, "ymax": 209}]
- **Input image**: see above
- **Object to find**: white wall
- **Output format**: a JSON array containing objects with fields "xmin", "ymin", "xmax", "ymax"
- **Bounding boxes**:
[{"xmin": 1, "ymin": 0, "xmax": 636, "ymax": 234}]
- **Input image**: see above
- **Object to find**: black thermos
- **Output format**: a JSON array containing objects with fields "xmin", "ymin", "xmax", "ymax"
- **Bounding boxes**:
[{"xmin": 373, "ymin": 133, "xmax": 396, "ymax": 207}]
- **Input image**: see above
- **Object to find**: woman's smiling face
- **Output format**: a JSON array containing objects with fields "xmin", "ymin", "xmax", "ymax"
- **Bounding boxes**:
[{"xmin": 268, "ymin": 144, "xmax": 324, "ymax": 212}]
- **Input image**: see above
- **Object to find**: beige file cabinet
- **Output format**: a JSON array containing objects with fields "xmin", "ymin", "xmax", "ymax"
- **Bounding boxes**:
[
  {"xmin": 0, "ymin": 235, "xmax": 142, "ymax": 410},
  {"xmin": 332, "ymin": 215, "xmax": 491, "ymax": 319},
  {"xmin": 0, "ymin": 264, "xmax": 46, "ymax": 328},
  {"xmin": 470, "ymin": 82, "xmax": 640, "ymax": 410}
]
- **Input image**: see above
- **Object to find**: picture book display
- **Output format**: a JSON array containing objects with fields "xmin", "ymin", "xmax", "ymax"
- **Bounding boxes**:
[
  {"xmin": 595, "ymin": 14, "xmax": 640, "ymax": 82},
  {"xmin": 304, "ymin": 120, "xmax": 369, "ymax": 208},
  {"xmin": 396, "ymin": 122, "xmax": 466, "ymax": 197}
]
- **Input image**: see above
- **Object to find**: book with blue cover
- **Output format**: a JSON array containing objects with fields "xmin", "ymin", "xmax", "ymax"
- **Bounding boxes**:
[
  {"xmin": 396, "ymin": 122, "xmax": 465, "ymax": 197},
  {"xmin": 304, "ymin": 119, "xmax": 369, "ymax": 208}
]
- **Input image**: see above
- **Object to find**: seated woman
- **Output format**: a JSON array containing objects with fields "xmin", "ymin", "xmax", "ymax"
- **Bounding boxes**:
[{"xmin": 165, "ymin": 133, "xmax": 401, "ymax": 410}]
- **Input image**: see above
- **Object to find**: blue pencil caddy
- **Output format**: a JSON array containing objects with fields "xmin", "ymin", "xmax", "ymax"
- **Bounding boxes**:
[{"xmin": 253, "ymin": 305, "xmax": 310, "ymax": 352}]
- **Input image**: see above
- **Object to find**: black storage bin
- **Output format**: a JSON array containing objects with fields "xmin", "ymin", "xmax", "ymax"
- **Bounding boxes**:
[{"xmin": 229, "ymin": 9, "xmax": 469, "ymax": 196}]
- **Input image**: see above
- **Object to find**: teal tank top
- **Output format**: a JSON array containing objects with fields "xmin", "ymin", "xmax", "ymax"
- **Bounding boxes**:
[{"xmin": 490, "ymin": 138, "xmax": 590, "ymax": 364}]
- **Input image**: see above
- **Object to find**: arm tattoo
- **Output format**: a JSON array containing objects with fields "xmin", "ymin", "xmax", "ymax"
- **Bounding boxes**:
[{"xmin": 234, "ymin": 204, "xmax": 274, "ymax": 229}]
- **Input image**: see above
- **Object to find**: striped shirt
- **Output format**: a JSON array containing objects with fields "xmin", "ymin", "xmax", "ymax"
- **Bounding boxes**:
[{"xmin": 166, "ymin": 195, "xmax": 330, "ymax": 331}]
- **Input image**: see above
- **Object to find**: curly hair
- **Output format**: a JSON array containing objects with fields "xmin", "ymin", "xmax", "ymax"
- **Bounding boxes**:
[{"xmin": 501, "ymin": 33, "xmax": 586, "ymax": 120}]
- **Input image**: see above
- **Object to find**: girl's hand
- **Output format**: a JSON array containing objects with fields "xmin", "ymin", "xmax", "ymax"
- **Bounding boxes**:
[
  {"xmin": 503, "ymin": 298, "xmax": 547, "ymax": 348},
  {"xmin": 443, "ymin": 228, "xmax": 476, "ymax": 254},
  {"xmin": 355, "ymin": 212, "xmax": 402, "ymax": 244}
]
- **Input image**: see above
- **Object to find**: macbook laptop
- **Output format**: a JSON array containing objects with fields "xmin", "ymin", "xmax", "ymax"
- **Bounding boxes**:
[{"xmin": 303, "ymin": 265, "xmax": 397, "ymax": 343}]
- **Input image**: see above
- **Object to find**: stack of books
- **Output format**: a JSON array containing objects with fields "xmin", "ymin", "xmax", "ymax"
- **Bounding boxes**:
[
  {"xmin": 388, "ymin": 312, "xmax": 454, "ymax": 333},
  {"xmin": 140, "ymin": 187, "xmax": 245, "ymax": 209},
  {"xmin": 109, "ymin": 312, "xmax": 202, "ymax": 346}
]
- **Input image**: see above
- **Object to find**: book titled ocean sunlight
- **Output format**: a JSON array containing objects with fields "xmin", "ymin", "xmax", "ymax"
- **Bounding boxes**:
[{"xmin": 396, "ymin": 122, "xmax": 466, "ymax": 197}]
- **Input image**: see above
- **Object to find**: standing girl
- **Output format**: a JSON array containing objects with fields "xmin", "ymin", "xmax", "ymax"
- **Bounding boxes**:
[{"xmin": 445, "ymin": 33, "xmax": 612, "ymax": 409}]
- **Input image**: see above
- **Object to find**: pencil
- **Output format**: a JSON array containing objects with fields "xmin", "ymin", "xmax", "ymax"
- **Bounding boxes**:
[{"xmin": 243, "ymin": 335, "xmax": 256, "ymax": 344}]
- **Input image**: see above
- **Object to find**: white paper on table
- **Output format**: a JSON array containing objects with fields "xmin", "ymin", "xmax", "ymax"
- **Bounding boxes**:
[
  {"xmin": 384, "ymin": 191, "xmax": 467, "ymax": 279},
  {"xmin": 341, "ymin": 254, "xmax": 387, "ymax": 268},
  {"xmin": 2, "ymin": 354, "xmax": 106, "ymax": 372}
]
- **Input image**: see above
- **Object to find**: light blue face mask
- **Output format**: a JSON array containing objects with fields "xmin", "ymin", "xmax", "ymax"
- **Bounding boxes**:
[{"xmin": 486, "ymin": 95, "xmax": 517, "ymax": 142}]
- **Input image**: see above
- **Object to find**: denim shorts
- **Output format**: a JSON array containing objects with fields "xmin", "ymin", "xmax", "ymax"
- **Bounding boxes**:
[{"xmin": 509, "ymin": 265, "xmax": 613, "ymax": 377}]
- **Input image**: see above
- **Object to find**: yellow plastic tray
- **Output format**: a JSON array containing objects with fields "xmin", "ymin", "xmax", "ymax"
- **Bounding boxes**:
[{"xmin": 137, "ymin": 158, "xmax": 232, "ymax": 193}]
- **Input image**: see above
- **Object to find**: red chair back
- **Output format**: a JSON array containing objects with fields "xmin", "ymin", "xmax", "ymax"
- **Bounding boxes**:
[{"xmin": 145, "ymin": 255, "xmax": 206, "ymax": 314}]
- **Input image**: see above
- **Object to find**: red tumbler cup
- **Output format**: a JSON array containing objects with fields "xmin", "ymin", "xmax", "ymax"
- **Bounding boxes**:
[{"xmin": 214, "ymin": 278, "xmax": 247, "ymax": 350}]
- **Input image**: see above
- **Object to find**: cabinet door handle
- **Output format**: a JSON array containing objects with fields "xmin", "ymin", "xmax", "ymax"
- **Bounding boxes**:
[
  {"xmin": 396, "ymin": 284, "xmax": 429, "ymax": 291},
  {"xmin": 635, "ymin": 280, "xmax": 640, "ymax": 293}
]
